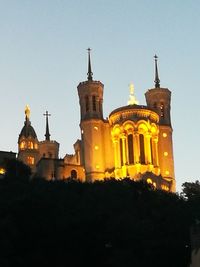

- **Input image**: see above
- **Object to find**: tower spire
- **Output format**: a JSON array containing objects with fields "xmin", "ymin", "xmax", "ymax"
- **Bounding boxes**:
[
  {"xmin": 154, "ymin": 54, "xmax": 160, "ymax": 88},
  {"xmin": 43, "ymin": 111, "xmax": 51, "ymax": 141},
  {"xmin": 87, "ymin": 48, "xmax": 93, "ymax": 81}
]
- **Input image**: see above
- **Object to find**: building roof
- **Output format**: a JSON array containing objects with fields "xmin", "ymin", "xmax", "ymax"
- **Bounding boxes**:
[
  {"xmin": 19, "ymin": 118, "xmax": 37, "ymax": 140},
  {"xmin": 109, "ymin": 104, "xmax": 159, "ymax": 125}
]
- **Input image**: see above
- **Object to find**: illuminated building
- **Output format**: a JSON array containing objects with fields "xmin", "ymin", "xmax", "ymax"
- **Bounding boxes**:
[{"xmin": 17, "ymin": 51, "xmax": 176, "ymax": 191}]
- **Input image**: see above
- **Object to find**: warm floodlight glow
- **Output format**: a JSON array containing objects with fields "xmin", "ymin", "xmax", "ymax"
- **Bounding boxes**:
[
  {"xmin": 20, "ymin": 141, "xmax": 26, "ymax": 149},
  {"xmin": 27, "ymin": 156, "xmax": 34, "ymax": 165},
  {"xmin": 94, "ymin": 126, "xmax": 98, "ymax": 131},
  {"xmin": 165, "ymin": 170, "xmax": 169, "ymax": 175},
  {"xmin": 0, "ymin": 168, "xmax": 5, "ymax": 174},
  {"xmin": 161, "ymin": 184, "xmax": 169, "ymax": 191},
  {"xmin": 164, "ymin": 152, "xmax": 168, "ymax": 156},
  {"xmin": 147, "ymin": 178, "xmax": 152, "ymax": 184},
  {"xmin": 163, "ymin": 133, "xmax": 167, "ymax": 138},
  {"xmin": 28, "ymin": 141, "xmax": 33, "ymax": 149},
  {"xmin": 94, "ymin": 145, "xmax": 99, "ymax": 150}
]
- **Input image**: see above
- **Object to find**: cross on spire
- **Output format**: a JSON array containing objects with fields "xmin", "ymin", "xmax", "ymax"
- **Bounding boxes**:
[
  {"xmin": 87, "ymin": 48, "xmax": 93, "ymax": 81},
  {"xmin": 154, "ymin": 54, "xmax": 160, "ymax": 88},
  {"xmin": 43, "ymin": 111, "xmax": 51, "ymax": 141}
]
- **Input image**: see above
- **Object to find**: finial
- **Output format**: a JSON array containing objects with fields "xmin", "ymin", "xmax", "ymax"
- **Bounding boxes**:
[
  {"xmin": 87, "ymin": 48, "xmax": 93, "ymax": 81},
  {"xmin": 43, "ymin": 111, "xmax": 51, "ymax": 141},
  {"xmin": 127, "ymin": 82, "xmax": 139, "ymax": 105},
  {"xmin": 25, "ymin": 105, "xmax": 30, "ymax": 120},
  {"xmin": 154, "ymin": 54, "xmax": 160, "ymax": 88}
]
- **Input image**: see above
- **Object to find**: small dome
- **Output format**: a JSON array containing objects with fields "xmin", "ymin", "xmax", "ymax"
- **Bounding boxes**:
[{"xmin": 19, "ymin": 119, "xmax": 37, "ymax": 140}]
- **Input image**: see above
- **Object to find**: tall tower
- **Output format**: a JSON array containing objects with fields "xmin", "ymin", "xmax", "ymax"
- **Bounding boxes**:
[
  {"xmin": 77, "ymin": 49, "xmax": 106, "ymax": 181},
  {"xmin": 18, "ymin": 105, "xmax": 40, "ymax": 173},
  {"xmin": 145, "ymin": 56, "xmax": 175, "ymax": 191}
]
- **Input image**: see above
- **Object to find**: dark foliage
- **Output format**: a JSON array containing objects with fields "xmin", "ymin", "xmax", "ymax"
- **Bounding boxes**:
[
  {"xmin": 181, "ymin": 181, "xmax": 200, "ymax": 225},
  {"xmin": 4, "ymin": 158, "xmax": 31, "ymax": 182},
  {"xmin": 0, "ymin": 172, "xmax": 195, "ymax": 267}
]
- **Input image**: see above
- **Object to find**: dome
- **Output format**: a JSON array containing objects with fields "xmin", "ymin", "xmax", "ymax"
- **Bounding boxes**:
[
  {"xmin": 19, "ymin": 119, "xmax": 37, "ymax": 140},
  {"xmin": 109, "ymin": 104, "xmax": 159, "ymax": 126}
]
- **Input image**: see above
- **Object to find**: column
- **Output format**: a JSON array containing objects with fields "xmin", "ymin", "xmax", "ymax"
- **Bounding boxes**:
[
  {"xmin": 134, "ymin": 132, "xmax": 140, "ymax": 164},
  {"xmin": 145, "ymin": 133, "xmax": 152, "ymax": 164},
  {"xmin": 153, "ymin": 137, "xmax": 159, "ymax": 166},
  {"xmin": 121, "ymin": 134, "xmax": 127, "ymax": 166},
  {"xmin": 113, "ymin": 138, "xmax": 120, "ymax": 169}
]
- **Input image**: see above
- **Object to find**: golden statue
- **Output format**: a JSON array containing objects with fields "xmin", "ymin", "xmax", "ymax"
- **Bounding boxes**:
[
  {"xmin": 25, "ymin": 105, "xmax": 30, "ymax": 119},
  {"xmin": 127, "ymin": 82, "xmax": 139, "ymax": 105}
]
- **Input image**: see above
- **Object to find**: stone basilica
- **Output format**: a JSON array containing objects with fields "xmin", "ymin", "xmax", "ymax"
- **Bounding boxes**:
[{"xmin": 0, "ymin": 52, "xmax": 176, "ymax": 192}]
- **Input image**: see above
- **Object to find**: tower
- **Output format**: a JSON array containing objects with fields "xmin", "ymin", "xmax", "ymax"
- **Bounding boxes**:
[
  {"xmin": 18, "ymin": 105, "xmax": 40, "ymax": 172},
  {"xmin": 145, "ymin": 55, "xmax": 175, "ymax": 191},
  {"xmin": 39, "ymin": 111, "xmax": 59, "ymax": 159},
  {"xmin": 77, "ymin": 49, "xmax": 107, "ymax": 181}
]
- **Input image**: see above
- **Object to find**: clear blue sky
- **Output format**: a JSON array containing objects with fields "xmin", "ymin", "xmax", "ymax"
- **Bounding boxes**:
[{"xmin": 0, "ymin": 0, "xmax": 199, "ymax": 193}]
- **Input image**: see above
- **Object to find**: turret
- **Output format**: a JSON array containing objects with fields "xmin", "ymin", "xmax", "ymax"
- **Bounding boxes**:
[
  {"xmin": 145, "ymin": 55, "xmax": 171, "ymax": 126},
  {"xmin": 77, "ymin": 48, "xmax": 104, "ymax": 121},
  {"xmin": 39, "ymin": 111, "xmax": 59, "ymax": 159},
  {"xmin": 18, "ymin": 105, "xmax": 40, "ymax": 172},
  {"xmin": 145, "ymin": 56, "xmax": 175, "ymax": 191}
]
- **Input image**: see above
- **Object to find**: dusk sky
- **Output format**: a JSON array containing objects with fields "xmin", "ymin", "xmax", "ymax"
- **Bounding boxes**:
[{"xmin": 0, "ymin": 0, "xmax": 199, "ymax": 192}]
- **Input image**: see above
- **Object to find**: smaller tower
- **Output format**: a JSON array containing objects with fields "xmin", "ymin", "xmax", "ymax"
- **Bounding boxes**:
[
  {"xmin": 18, "ymin": 105, "xmax": 40, "ymax": 172},
  {"xmin": 39, "ymin": 111, "xmax": 59, "ymax": 159},
  {"xmin": 145, "ymin": 56, "xmax": 175, "ymax": 191}
]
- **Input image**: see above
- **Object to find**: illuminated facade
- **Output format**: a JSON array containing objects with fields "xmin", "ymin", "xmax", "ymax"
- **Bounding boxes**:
[{"xmin": 17, "ymin": 52, "xmax": 176, "ymax": 192}]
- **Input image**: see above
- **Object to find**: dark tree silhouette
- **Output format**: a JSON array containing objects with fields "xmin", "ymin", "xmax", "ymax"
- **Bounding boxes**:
[
  {"xmin": 4, "ymin": 158, "xmax": 31, "ymax": 182},
  {"xmin": 0, "ymin": 176, "xmax": 193, "ymax": 267}
]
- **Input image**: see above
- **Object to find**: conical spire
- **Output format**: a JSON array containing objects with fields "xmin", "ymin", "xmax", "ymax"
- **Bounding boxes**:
[
  {"xmin": 87, "ymin": 48, "xmax": 93, "ymax": 81},
  {"xmin": 154, "ymin": 54, "xmax": 160, "ymax": 88},
  {"xmin": 43, "ymin": 111, "xmax": 51, "ymax": 141}
]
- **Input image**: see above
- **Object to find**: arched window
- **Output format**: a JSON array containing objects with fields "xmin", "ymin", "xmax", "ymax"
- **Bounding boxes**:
[
  {"xmin": 27, "ymin": 156, "xmax": 34, "ymax": 165},
  {"xmin": 128, "ymin": 134, "xmax": 134, "ymax": 164},
  {"xmin": 20, "ymin": 141, "xmax": 26, "ymax": 150},
  {"xmin": 139, "ymin": 134, "xmax": 145, "ymax": 164},
  {"xmin": 28, "ymin": 141, "xmax": 33, "ymax": 149},
  {"xmin": 85, "ymin": 95, "xmax": 89, "ymax": 112},
  {"xmin": 92, "ymin": 95, "xmax": 96, "ymax": 111},
  {"xmin": 71, "ymin": 170, "xmax": 77, "ymax": 179}
]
